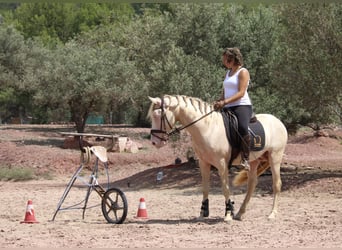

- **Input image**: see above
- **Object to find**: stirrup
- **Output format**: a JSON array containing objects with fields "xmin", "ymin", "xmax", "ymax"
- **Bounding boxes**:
[{"xmin": 241, "ymin": 159, "xmax": 250, "ymax": 171}]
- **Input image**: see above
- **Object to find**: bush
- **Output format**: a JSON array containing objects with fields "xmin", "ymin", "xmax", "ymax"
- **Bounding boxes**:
[{"xmin": 0, "ymin": 166, "xmax": 36, "ymax": 181}]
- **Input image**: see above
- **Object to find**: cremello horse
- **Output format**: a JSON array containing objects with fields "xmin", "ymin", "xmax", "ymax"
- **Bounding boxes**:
[{"xmin": 148, "ymin": 95, "xmax": 288, "ymax": 221}]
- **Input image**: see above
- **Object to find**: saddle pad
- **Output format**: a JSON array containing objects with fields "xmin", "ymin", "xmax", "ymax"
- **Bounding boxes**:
[
  {"xmin": 221, "ymin": 110, "xmax": 265, "ymax": 151},
  {"xmin": 248, "ymin": 120, "xmax": 265, "ymax": 151}
]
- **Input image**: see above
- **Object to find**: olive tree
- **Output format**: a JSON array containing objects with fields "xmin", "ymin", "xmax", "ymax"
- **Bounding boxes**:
[
  {"xmin": 271, "ymin": 3, "xmax": 342, "ymax": 129},
  {"xmin": 0, "ymin": 25, "xmax": 33, "ymax": 123},
  {"xmin": 27, "ymin": 40, "xmax": 138, "ymax": 132}
]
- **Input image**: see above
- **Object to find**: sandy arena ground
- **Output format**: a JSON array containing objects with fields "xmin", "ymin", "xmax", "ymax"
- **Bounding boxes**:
[{"xmin": 0, "ymin": 124, "xmax": 341, "ymax": 248}]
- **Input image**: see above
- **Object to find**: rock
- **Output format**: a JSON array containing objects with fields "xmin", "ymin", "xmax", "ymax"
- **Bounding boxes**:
[
  {"xmin": 113, "ymin": 137, "xmax": 127, "ymax": 153},
  {"xmin": 125, "ymin": 138, "xmax": 139, "ymax": 153}
]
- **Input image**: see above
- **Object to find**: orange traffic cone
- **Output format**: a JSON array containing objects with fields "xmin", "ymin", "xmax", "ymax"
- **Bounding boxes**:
[
  {"xmin": 20, "ymin": 200, "xmax": 39, "ymax": 224},
  {"xmin": 135, "ymin": 197, "xmax": 148, "ymax": 219}
]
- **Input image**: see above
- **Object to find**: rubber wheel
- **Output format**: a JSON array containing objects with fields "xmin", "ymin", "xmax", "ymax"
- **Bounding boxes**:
[{"xmin": 101, "ymin": 187, "xmax": 128, "ymax": 224}]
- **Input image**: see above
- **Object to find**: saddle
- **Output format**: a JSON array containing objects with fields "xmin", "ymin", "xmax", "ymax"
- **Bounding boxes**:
[
  {"xmin": 221, "ymin": 110, "xmax": 265, "ymax": 164},
  {"xmin": 81, "ymin": 146, "xmax": 108, "ymax": 164}
]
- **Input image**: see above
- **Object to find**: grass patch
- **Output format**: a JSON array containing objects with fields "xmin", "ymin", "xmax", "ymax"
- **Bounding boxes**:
[{"xmin": 0, "ymin": 166, "xmax": 36, "ymax": 181}]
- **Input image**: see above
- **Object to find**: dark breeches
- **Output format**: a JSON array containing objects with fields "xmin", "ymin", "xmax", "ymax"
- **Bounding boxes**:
[{"xmin": 227, "ymin": 105, "xmax": 252, "ymax": 136}]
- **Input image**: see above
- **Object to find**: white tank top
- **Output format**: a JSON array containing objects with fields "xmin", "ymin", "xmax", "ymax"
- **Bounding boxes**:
[{"xmin": 223, "ymin": 67, "xmax": 252, "ymax": 107}]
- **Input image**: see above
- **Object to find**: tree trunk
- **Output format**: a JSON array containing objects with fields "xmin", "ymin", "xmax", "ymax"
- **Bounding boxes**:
[{"xmin": 71, "ymin": 110, "xmax": 88, "ymax": 133}]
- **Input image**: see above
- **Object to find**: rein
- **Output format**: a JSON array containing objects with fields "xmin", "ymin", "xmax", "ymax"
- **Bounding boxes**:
[
  {"xmin": 150, "ymin": 97, "xmax": 215, "ymax": 141},
  {"xmin": 169, "ymin": 110, "xmax": 215, "ymax": 136}
]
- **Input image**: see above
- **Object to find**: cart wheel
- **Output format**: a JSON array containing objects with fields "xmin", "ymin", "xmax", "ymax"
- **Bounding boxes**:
[{"xmin": 101, "ymin": 187, "xmax": 128, "ymax": 224}]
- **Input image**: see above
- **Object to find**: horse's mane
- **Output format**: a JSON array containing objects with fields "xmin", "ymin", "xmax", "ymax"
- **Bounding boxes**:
[
  {"xmin": 147, "ymin": 95, "xmax": 214, "ymax": 120},
  {"xmin": 172, "ymin": 95, "xmax": 213, "ymax": 114}
]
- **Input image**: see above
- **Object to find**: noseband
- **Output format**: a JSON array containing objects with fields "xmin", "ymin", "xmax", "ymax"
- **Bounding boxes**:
[
  {"xmin": 150, "ymin": 97, "xmax": 174, "ymax": 142},
  {"xmin": 150, "ymin": 97, "xmax": 215, "ymax": 142}
]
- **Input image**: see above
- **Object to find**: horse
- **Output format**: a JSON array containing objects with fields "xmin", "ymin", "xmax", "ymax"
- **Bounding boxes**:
[{"xmin": 147, "ymin": 94, "xmax": 288, "ymax": 221}]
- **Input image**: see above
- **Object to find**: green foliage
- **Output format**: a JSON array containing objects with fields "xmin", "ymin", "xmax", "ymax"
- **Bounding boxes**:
[
  {"xmin": 170, "ymin": 4, "xmax": 224, "ymax": 64},
  {"xmin": 11, "ymin": 3, "xmax": 74, "ymax": 44},
  {"xmin": 149, "ymin": 49, "xmax": 223, "ymax": 102},
  {"xmin": 8, "ymin": 3, "xmax": 134, "ymax": 46},
  {"xmin": 0, "ymin": 25, "xmax": 27, "ymax": 85},
  {"xmin": 0, "ymin": 3, "xmax": 341, "ymax": 132},
  {"xmin": 270, "ymin": 3, "xmax": 342, "ymax": 129},
  {"xmin": 29, "ymin": 41, "xmax": 136, "ymax": 131},
  {"xmin": 114, "ymin": 4, "xmax": 224, "ymax": 119},
  {"xmin": 0, "ymin": 25, "xmax": 35, "ymax": 123},
  {"xmin": 0, "ymin": 166, "xmax": 35, "ymax": 181},
  {"xmin": 0, "ymin": 87, "xmax": 15, "ymax": 123}
]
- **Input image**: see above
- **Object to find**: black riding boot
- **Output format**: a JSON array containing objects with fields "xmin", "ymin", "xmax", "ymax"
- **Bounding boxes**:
[{"xmin": 240, "ymin": 134, "xmax": 251, "ymax": 170}]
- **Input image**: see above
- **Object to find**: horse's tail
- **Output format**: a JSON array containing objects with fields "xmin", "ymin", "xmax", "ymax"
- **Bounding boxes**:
[{"xmin": 232, "ymin": 160, "xmax": 270, "ymax": 186}]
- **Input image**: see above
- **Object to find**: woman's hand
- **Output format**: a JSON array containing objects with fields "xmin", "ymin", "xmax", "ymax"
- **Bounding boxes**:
[{"xmin": 213, "ymin": 100, "xmax": 225, "ymax": 110}]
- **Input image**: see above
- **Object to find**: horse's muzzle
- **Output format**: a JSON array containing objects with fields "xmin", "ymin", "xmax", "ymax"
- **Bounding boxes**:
[{"xmin": 151, "ymin": 139, "xmax": 166, "ymax": 148}]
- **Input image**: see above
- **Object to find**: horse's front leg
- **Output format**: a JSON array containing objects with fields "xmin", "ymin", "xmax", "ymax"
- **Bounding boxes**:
[
  {"xmin": 199, "ymin": 160, "xmax": 211, "ymax": 219},
  {"xmin": 234, "ymin": 160, "xmax": 259, "ymax": 221},
  {"xmin": 217, "ymin": 161, "xmax": 233, "ymax": 221}
]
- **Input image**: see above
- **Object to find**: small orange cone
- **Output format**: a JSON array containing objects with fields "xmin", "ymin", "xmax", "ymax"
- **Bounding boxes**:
[
  {"xmin": 20, "ymin": 200, "xmax": 39, "ymax": 224},
  {"xmin": 135, "ymin": 197, "xmax": 148, "ymax": 219}
]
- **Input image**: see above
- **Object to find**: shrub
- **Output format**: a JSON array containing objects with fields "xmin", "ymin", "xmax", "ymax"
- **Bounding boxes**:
[{"xmin": 0, "ymin": 166, "xmax": 36, "ymax": 181}]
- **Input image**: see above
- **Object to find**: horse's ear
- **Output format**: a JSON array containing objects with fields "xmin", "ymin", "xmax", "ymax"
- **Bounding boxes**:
[{"xmin": 148, "ymin": 96, "xmax": 161, "ymax": 105}]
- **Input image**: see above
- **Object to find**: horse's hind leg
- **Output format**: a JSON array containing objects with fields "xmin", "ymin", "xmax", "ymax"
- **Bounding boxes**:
[
  {"xmin": 234, "ymin": 160, "xmax": 259, "ymax": 221},
  {"xmin": 268, "ymin": 150, "xmax": 283, "ymax": 219}
]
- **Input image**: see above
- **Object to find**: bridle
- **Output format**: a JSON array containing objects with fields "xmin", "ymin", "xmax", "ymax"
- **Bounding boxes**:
[
  {"xmin": 150, "ymin": 97, "xmax": 215, "ymax": 142},
  {"xmin": 150, "ymin": 97, "xmax": 172, "ymax": 142}
]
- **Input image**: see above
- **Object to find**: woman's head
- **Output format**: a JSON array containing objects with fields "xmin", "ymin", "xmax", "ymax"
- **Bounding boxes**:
[{"xmin": 222, "ymin": 47, "xmax": 244, "ymax": 67}]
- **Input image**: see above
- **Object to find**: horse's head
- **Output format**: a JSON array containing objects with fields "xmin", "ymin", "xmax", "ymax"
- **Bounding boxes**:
[{"xmin": 147, "ymin": 96, "xmax": 178, "ymax": 148}]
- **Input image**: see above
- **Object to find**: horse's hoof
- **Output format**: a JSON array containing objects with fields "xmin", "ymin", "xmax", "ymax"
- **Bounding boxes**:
[
  {"xmin": 224, "ymin": 214, "xmax": 233, "ymax": 222},
  {"xmin": 197, "ymin": 216, "xmax": 205, "ymax": 221},
  {"xmin": 233, "ymin": 214, "xmax": 242, "ymax": 221},
  {"xmin": 268, "ymin": 212, "xmax": 277, "ymax": 219}
]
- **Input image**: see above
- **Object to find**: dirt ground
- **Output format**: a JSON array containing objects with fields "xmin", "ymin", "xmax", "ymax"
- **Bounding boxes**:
[{"xmin": 0, "ymin": 124, "xmax": 341, "ymax": 248}]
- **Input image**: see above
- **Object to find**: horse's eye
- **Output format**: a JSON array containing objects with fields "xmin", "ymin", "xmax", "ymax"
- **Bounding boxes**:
[{"xmin": 154, "ymin": 110, "xmax": 161, "ymax": 116}]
